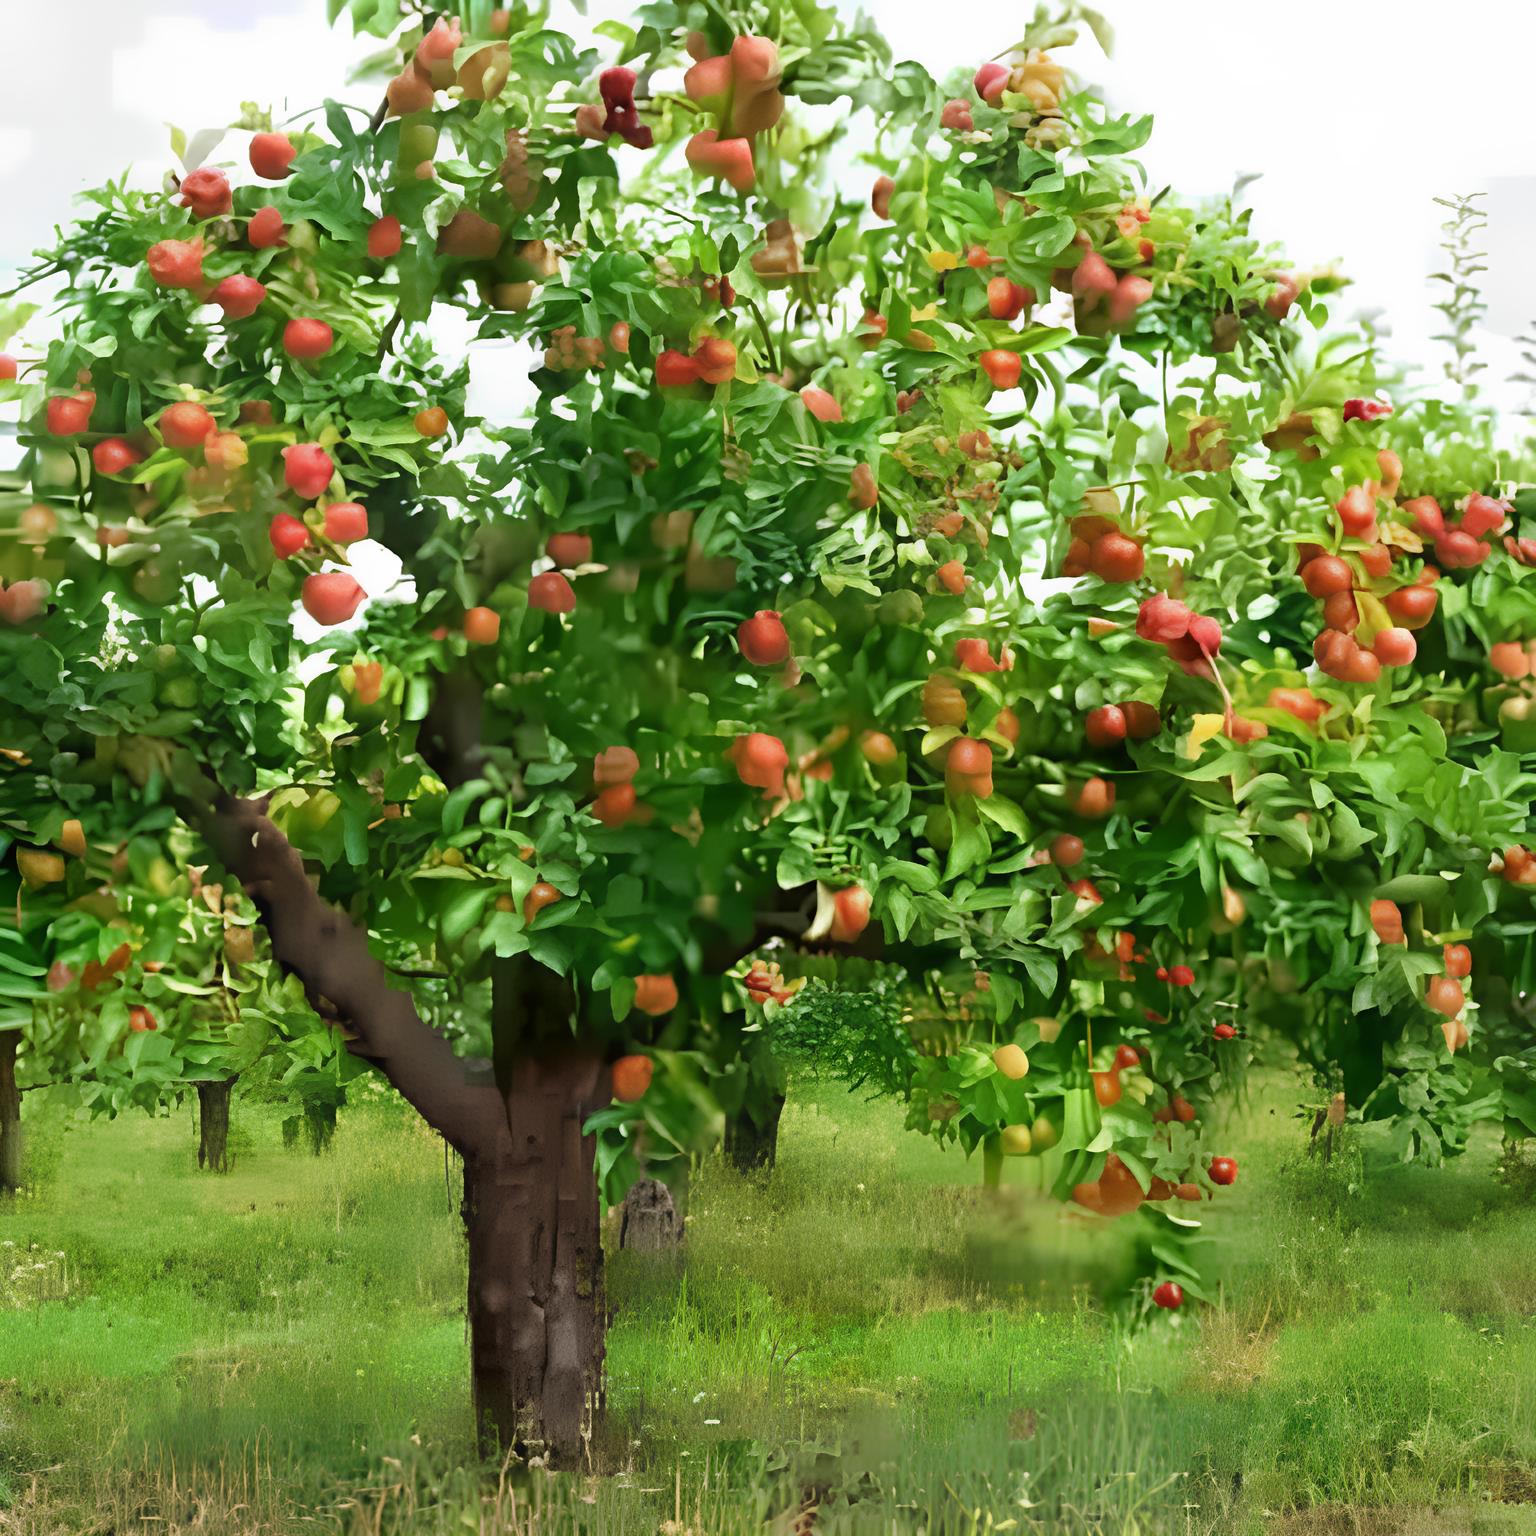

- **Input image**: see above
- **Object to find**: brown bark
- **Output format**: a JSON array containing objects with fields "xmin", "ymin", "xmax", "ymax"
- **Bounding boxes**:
[
  {"xmin": 464, "ymin": 1051, "xmax": 607, "ymax": 1462},
  {"xmin": 196, "ymin": 1077, "xmax": 235, "ymax": 1173},
  {"xmin": 180, "ymin": 783, "xmax": 503, "ymax": 1158},
  {"xmin": 0, "ymin": 1031, "xmax": 21, "ymax": 1194}
]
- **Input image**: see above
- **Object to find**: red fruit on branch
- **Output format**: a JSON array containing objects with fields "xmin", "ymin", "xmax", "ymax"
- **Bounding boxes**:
[
  {"xmin": 368, "ymin": 215, "xmax": 403, "ymax": 259},
  {"xmin": 1106, "ymin": 273, "xmax": 1153, "ymax": 328},
  {"xmin": 1113, "ymin": 1043, "xmax": 1141, "ymax": 1069},
  {"xmin": 1461, "ymin": 493, "xmax": 1509, "ymax": 538},
  {"xmin": 1401, "ymin": 496, "xmax": 1445, "ymax": 537},
  {"xmin": 973, "ymin": 60, "xmax": 1010, "ymax": 101},
  {"xmin": 940, "ymin": 99, "xmax": 974, "ymax": 131},
  {"xmin": 1301, "ymin": 554, "xmax": 1353, "ymax": 597},
  {"xmin": 322, "ymin": 502, "xmax": 368, "ymax": 544},
  {"xmin": 732, "ymin": 732, "xmax": 789, "ymax": 796},
  {"xmin": 1335, "ymin": 484, "xmax": 1377, "ymax": 539},
  {"xmin": 1137, "ymin": 594, "xmax": 1192, "ymax": 643},
  {"xmin": 830, "ymin": 885, "xmax": 872, "ymax": 942},
  {"xmin": 612, "ymin": 1054, "xmax": 653, "ymax": 1101},
  {"xmin": 954, "ymin": 637, "xmax": 1010, "ymax": 673},
  {"xmin": 269, "ymin": 514, "xmax": 310, "ymax": 560},
  {"xmin": 593, "ymin": 783, "xmax": 637, "ymax": 826},
  {"xmin": 1435, "ymin": 529, "xmax": 1490, "ymax": 569},
  {"xmin": 656, "ymin": 350, "xmax": 701, "ymax": 388},
  {"xmin": 799, "ymin": 384, "xmax": 841, "ymax": 422},
  {"xmin": 1208, "ymin": 1157, "xmax": 1238, "ymax": 1186},
  {"xmin": 1122, "ymin": 701, "xmax": 1162, "ymax": 739},
  {"xmin": 301, "ymin": 572, "xmax": 366, "ymax": 626},
  {"xmin": 283, "ymin": 444, "xmax": 335, "ymax": 500},
  {"xmin": 594, "ymin": 746, "xmax": 640, "ymax": 787},
  {"xmin": 1443, "ymin": 943, "xmax": 1472, "ymax": 979},
  {"xmin": 146, "ymin": 237, "xmax": 205, "ymax": 289},
  {"xmin": 160, "ymin": 402, "xmax": 215, "ymax": 449},
  {"xmin": 543, "ymin": 533, "xmax": 591, "ymax": 568},
  {"xmin": 1269, "ymin": 687, "xmax": 1326, "ymax": 726},
  {"xmin": 738, "ymin": 609, "xmax": 790, "ymax": 666},
  {"xmin": 528, "ymin": 572, "xmax": 576, "ymax": 613},
  {"xmin": 685, "ymin": 130, "xmax": 756, "ymax": 191},
  {"xmin": 633, "ymin": 975, "xmax": 678, "ymax": 1016},
  {"xmin": 284, "ymin": 318, "xmax": 334, "ymax": 360},
  {"xmin": 1371, "ymin": 627, "xmax": 1416, "ymax": 667},
  {"xmin": 248, "ymin": 206, "xmax": 286, "ymax": 249},
  {"xmin": 46, "ymin": 392, "xmax": 95, "ymax": 436},
  {"xmin": 1050, "ymin": 834, "xmax": 1084, "ymax": 868},
  {"xmin": 523, "ymin": 882, "xmax": 560, "ymax": 924},
  {"xmin": 1213, "ymin": 1022, "xmax": 1237, "ymax": 1040},
  {"xmin": 1370, "ymin": 899, "xmax": 1405, "ymax": 945},
  {"xmin": 1489, "ymin": 641, "xmax": 1530, "ymax": 679},
  {"xmin": 1152, "ymin": 1281, "xmax": 1184, "ymax": 1309},
  {"xmin": 1322, "ymin": 589, "xmax": 1360, "ymax": 634},
  {"xmin": 92, "ymin": 438, "xmax": 141, "ymax": 476},
  {"xmin": 979, "ymin": 349, "xmax": 1022, "ymax": 390},
  {"xmin": 179, "ymin": 166, "xmax": 231, "ymax": 218},
  {"xmin": 1425, "ymin": 975, "xmax": 1464, "ymax": 1017},
  {"xmin": 1072, "ymin": 250, "xmax": 1117, "ymax": 310},
  {"xmin": 1091, "ymin": 1069, "xmax": 1122, "ymax": 1107},
  {"xmin": 1170, "ymin": 965, "xmax": 1195, "ymax": 987},
  {"xmin": 1085, "ymin": 705, "xmax": 1128, "ymax": 749},
  {"xmin": 250, "ymin": 132, "xmax": 297, "ymax": 179},
  {"xmin": 0, "ymin": 353, "xmax": 16, "ymax": 380},
  {"xmin": 463, "ymin": 607, "xmax": 501, "ymax": 645},
  {"xmin": 692, "ymin": 337, "xmax": 737, "ymax": 385},
  {"xmin": 936, "ymin": 559, "xmax": 966, "ymax": 595},
  {"xmin": 871, "ymin": 175, "xmax": 894, "ymax": 220},
  {"xmin": 1073, "ymin": 776, "xmax": 1116, "ymax": 818},
  {"xmin": 1342, "ymin": 397, "xmax": 1392, "ymax": 422},
  {"xmin": 1384, "ymin": 583, "xmax": 1436, "ymax": 629},
  {"xmin": 1088, "ymin": 531, "xmax": 1144, "ymax": 583},
  {"xmin": 128, "ymin": 1005, "xmax": 159, "ymax": 1033},
  {"xmin": 987, "ymin": 276, "xmax": 1033, "ymax": 321},
  {"xmin": 211, "ymin": 274, "xmax": 266, "ymax": 319}
]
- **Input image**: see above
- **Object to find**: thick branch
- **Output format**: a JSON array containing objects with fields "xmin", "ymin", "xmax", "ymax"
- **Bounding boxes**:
[{"xmin": 181, "ymin": 780, "xmax": 501, "ymax": 1157}]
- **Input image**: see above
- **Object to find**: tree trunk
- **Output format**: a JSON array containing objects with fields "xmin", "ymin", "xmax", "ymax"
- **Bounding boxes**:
[
  {"xmin": 196, "ymin": 1077, "xmax": 235, "ymax": 1173},
  {"xmin": 724, "ymin": 1089, "xmax": 785, "ymax": 1171},
  {"xmin": 0, "ymin": 1031, "xmax": 21, "ymax": 1195},
  {"xmin": 982, "ymin": 1134, "xmax": 1003, "ymax": 1191},
  {"xmin": 462, "ymin": 1052, "xmax": 606, "ymax": 1464}
]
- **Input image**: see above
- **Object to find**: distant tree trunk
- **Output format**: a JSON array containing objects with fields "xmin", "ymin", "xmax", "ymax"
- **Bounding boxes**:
[
  {"xmin": 619, "ymin": 1176, "xmax": 681, "ymax": 1251},
  {"xmin": 0, "ymin": 1031, "xmax": 21, "ymax": 1195},
  {"xmin": 982, "ymin": 1134, "xmax": 1003, "ymax": 1191},
  {"xmin": 724, "ymin": 1089, "xmax": 785, "ymax": 1171},
  {"xmin": 462, "ymin": 1051, "xmax": 606, "ymax": 1462},
  {"xmin": 196, "ymin": 1077, "xmax": 236, "ymax": 1173}
]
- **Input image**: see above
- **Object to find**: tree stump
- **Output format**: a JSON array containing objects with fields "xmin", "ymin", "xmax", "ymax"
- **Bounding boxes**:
[{"xmin": 619, "ymin": 1176, "xmax": 680, "ymax": 1252}]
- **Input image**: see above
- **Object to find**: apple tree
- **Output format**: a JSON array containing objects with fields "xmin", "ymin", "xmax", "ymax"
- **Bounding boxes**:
[{"xmin": 5, "ymin": 0, "xmax": 1536, "ymax": 1466}]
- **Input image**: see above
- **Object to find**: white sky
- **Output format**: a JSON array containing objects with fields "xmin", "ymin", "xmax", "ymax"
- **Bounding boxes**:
[{"xmin": 4, "ymin": 0, "xmax": 1535, "ymax": 404}]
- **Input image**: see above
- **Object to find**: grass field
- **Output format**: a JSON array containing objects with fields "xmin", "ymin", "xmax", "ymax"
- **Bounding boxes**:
[{"xmin": 3, "ymin": 1062, "xmax": 1536, "ymax": 1536}]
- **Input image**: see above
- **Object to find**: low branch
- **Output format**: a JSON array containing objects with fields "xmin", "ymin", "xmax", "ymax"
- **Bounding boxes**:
[{"xmin": 174, "ymin": 772, "xmax": 502, "ymax": 1157}]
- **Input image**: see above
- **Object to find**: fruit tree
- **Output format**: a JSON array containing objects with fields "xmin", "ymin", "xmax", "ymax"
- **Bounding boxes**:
[{"xmin": 3, "ymin": 0, "xmax": 1536, "ymax": 1463}]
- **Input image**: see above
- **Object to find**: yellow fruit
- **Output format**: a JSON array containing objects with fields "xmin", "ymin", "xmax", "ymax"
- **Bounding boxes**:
[
  {"xmin": 58, "ymin": 819, "xmax": 87, "ymax": 858},
  {"xmin": 1000, "ymin": 1123, "xmax": 1033, "ymax": 1156},
  {"xmin": 1029, "ymin": 1115, "xmax": 1059, "ymax": 1152},
  {"xmin": 1034, "ymin": 1016, "xmax": 1062, "ymax": 1043},
  {"xmin": 17, "ymin": 848, "xmax": 66, "ymax": 888},
  {"xmin": 992, "ymin": 1043, "xmax": 1030, "ymax": 1080}
]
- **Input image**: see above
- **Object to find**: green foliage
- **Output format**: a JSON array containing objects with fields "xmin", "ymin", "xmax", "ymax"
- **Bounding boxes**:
[{"xmin": 0, "ymin": 0, "xmax": 1533, "ymax": 1255}]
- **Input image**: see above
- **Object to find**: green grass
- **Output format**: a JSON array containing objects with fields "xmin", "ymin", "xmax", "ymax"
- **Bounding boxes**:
[{"xmin": 2, "ymin": 1064, "xmax": 1536, "ymax": 1534}]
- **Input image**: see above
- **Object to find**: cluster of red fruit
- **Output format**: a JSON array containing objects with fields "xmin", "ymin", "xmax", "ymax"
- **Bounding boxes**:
[
  {"xmin": 1052, "ymin": 243, "xmax": 1153, "ymax": 333},
  {"xmin": 591, "ymin": 746, "xmax": 649, "ymax": 829},
  {"xmin": 1071, "ymin": 1149, "xmax": 1237, "ymax": 1218},
  {"xmin": 1136, "ymin": 594, "xmax": 1222, "ymax": 678},
  {"xmin": 1061, "ymin": 510, "xmax": 1144, "ymax": 583},
  {"xmin": 656, "ymin": 336, "xmax": 737, "ymax": 389},
  {"xmin": 1084, "ymin": 701, "xmax": 1161, "ymax": 751},
  {"xmin": 681, "ymin": 35, "xmax": 783, "ymax": 192},
  {"xmin": 576, "ymin": 65, "xmax": 653, "ymax": 148},
  {"xmin": 1370, "ymin": 899, "xmax": 1474, "ymax": 1051},
  {"xmin": 1402, "ymin": 489, "xmax": 1509, "ymax": 571},
  {"xmin": 744, "ymin": 957, "xmax": 801, "ymax": 1006}
]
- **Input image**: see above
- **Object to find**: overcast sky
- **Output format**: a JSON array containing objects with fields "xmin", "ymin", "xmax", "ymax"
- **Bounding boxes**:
[{"xmin": 5, "ymin": 0, "xmax": 1535, "ymax": 409}]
